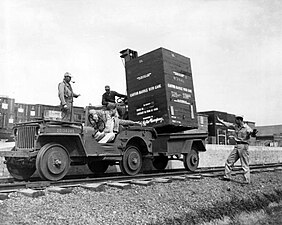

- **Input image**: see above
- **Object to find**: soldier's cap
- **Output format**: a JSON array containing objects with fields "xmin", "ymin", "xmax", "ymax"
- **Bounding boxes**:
[
  {"xmin": 235, "ymin": 115, "xmax": 244, "ymax": 120},
  {"xmin": 64, "ymin": 72, "xmax": 72, "ymax": 78},
  {"xmin": 105, "ymin": 85, "xmax": 110, "ymax": 89}
]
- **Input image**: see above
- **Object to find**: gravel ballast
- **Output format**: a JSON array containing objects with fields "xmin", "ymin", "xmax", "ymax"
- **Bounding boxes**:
[{"xmin": 0, "ymin": 171, "xmax": 282, "ymax": 225}]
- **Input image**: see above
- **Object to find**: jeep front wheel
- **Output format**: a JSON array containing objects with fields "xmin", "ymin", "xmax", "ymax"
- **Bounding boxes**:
[{"xmin": 36, "ymin": 143, "xmax": 70, "ymax": 181}]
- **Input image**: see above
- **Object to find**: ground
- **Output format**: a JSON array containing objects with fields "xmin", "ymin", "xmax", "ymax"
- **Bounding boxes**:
[{"xmin": 0, "ymin": 170, "xmax": 281, "ymax": 225}]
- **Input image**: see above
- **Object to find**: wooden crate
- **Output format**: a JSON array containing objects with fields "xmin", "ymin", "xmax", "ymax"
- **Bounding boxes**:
[{"xmin": 125, "ymin": 48, "xmax": 198, "ymax": 133}]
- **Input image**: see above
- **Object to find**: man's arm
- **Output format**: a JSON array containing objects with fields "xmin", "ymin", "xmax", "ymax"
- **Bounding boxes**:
[
  {"xmin": 102, "ymin": 93, "xmax": 108, "ymax": 105},
  {"xmin": 73, "ymin": 93, "xmax": 80, "ymax": 98},
  {"xmin": 245, "ymin": 124, "xmax": 253, "ymax": 140},
  {"xmin": 217, "ymin": 117, "xmax": 235, "ymax": 129},
  {"xmin": 58, "ymin": 83, "xmax": 66, "ymax": 105},
  {"xmin": 114, "ymin": 91, "xmax": 127, "ymax": 99}
]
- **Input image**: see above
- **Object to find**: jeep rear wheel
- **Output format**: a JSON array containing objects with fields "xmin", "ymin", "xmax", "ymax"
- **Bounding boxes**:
[{"xmin": 120, "ymin": 145, "xmax": 142, "ymax": 176}]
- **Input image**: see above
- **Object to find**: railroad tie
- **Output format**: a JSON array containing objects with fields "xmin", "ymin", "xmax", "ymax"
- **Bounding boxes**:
[
  {"xmin": 80, "ymin": 183, "xmax": 106, "ymax": 192},
  {"xmin": 131, "ymin": 180, "xmax": 153, "ymax": 186},
  {"xmin": 48, "ymin": 187, "xmax": 72, "ymax": 194},
  {"xmin": 107, "ymin": 182, "xmax": 131, "ymax": 190},
  {"xmin": 18, "ymin": 188, "xmax": 45, "ymax": 198}
]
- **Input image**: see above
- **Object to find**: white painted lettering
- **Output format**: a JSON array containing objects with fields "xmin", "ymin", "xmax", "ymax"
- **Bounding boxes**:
[
  {"xmin": 137, "ymin": 72, "xmax": 151, "ymax": 80},
  {"xmin": 129, "ymin": 84, "xmax": 162, "ymax": 97}
]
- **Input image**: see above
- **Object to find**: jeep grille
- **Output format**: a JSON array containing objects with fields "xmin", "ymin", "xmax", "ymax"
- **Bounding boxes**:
[{"xmin": 15, "ymin": 125, "xmax": 38, "ymax": 150}]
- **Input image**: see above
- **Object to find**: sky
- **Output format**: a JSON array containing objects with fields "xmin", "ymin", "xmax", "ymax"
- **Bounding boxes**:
[{"xmin": 0, "ymin": 0, "xmax": 281, "ymax": 126}]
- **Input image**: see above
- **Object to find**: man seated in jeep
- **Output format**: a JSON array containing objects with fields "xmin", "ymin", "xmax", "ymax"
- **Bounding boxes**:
[
  {"xmin": 89, "ymin": 108, "xmax": 141, "ymax": 143},
  {"xmin": 90, "ymin": 111, "xmax": 106, "ymax": 142}
]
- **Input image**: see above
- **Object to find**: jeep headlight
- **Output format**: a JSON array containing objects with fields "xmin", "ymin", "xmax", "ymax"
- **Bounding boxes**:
[{"xmin": 36, "ymin": 127, "xmax": 41, "ymax": 135}]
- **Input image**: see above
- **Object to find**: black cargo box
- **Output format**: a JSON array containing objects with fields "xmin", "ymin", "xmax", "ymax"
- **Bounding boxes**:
[{"xmin": 124, "ymin": 47, "xmax": 198, "ymax": 133}]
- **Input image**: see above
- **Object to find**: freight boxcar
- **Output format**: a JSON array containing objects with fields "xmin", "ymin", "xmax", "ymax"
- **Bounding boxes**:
[
  {"xmin": 14, "ymin": 103, "xmax": 30, "ymax": 123},
  {"xmin": 199, "ymin": 110, "xmax": 238, "ymax": 145},
  {"xmin": 73, "ymin": 106, "xmax": 85, "ymax": 123},
  {"xmin": 0, "ymin": 96, "xmax": 15, "ymax": 129},
  {"xmin": 0, "ymin": 96, "xmax": 15, "ymax": 141}
]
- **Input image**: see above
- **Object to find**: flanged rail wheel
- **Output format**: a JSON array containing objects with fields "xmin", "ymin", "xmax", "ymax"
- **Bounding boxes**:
[
  {"xmin": 120, "ymin": 145, "xmax": 142, "ymax": 176},
  {"xmin": 183, "ymin": 148, "xmax": 199, "ymax": 172},
  {"xmin": 88, "ymin": 161, "xmax": 109, "ymax": 174},
  {"xmin": 36, "ymin": 143, "xmax": 70, "ymax": 181},
  {"xmin": 6, "ymin": 148, "xmax": 36, "ymax": 180},
  {"xmin": 152, "ymin": 155, "xmax": 168, "ymax": 170}
]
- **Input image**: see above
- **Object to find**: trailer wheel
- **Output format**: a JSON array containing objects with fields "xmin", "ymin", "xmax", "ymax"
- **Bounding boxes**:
[
  {"xmin": 6, "ymin": 148, "xmax": 36, "ymax": 180},
  {"xmin": 88, "ymin": 161, "xmax": 109, "ymax": 174},
  {"xmin": 152, "ymin": 155, "xmax": 168, "ymax": 170},
  {"xmin": 120, "ymin": 145, "xmax": 142, "ymax": 176},
  {"xmin": 36, "ymin": 143, "xmax": 70, "ymax": 181},
  {"xmin": 183, "ymin": 148, "xmax": 199, "ymax": 172}
]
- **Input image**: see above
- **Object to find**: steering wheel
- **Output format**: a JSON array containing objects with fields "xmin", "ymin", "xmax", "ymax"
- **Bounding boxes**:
[
  {"xmin": 88, "ymin": 113, "xmax": 105, "ymax": 129},
  {"xmin": 116, "ymin": 97, "xmax": 127, "ymax": 105},
  {"xmin": 88, "ymin": 114, "xmax": 96, "ymax": 126}
]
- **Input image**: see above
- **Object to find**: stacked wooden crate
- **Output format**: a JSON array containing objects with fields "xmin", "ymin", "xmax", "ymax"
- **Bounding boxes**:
[{"xmin": 124, "ymin": 47, "xmax": 198, "ymax": 133}]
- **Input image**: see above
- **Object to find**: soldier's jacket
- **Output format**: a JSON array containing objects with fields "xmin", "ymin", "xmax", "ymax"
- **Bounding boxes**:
[
  {"xmin": 58, "ymin": 80, "xmax": 79, "ymax": 105},
  {"xmin": 234, "ymin": 123, "xmax": 253, "ymax": 144}
]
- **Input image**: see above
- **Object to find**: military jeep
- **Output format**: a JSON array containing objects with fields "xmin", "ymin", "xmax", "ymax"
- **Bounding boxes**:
[{"xmin": 2, "ymin": 119, "xmax": 156, "ymax": 181}]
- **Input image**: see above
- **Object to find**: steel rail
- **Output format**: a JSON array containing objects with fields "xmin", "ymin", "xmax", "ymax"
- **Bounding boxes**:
[{"xmin": 0, "ymin": 163, "xmax": 281, "ymax": 193}]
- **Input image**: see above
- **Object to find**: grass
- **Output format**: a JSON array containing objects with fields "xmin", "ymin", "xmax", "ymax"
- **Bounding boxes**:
[{"xmin": 150, "ymin": 188, "xmax": 282, "ymax": 225}]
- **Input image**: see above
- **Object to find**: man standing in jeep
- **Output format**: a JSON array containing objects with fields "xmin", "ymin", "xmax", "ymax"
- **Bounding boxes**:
[{"xmin": 58, "ymin": 72, "xmax": 80, "ymax": 121}]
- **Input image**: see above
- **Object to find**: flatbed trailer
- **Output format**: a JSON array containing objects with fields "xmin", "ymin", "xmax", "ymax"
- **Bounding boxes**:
[{"xmin": 151, "ymin": 131, "xmax": 207, "ymax": 171}]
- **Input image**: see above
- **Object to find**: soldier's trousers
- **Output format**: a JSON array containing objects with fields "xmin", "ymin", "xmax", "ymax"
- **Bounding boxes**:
[
  {"xmin": 61, "ymin": 102, "xmax": 73, "ymax": 122},
  {"xmin": 225, "ymin": 144, "xmax": 250, "ymax": 183}
]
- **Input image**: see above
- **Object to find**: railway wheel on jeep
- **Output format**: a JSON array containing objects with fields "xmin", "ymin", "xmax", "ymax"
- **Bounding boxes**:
[
  {"xmin": 88, "ymin": 161, "xmax": 109, "ymax": 174},
  {"xmin": 6, "ymin": 147, "xmax": 36, "ymax": 180},
  {"xmin": 152, "ymin": 155, "xmax": 169, "ymax": 170},
  {"xmin": 120, "ymin": 145, "xmax": 142, "ymax": 176},
  {"xmin": 36, "ymin": 143, "xmax": 70, "ymax": 181},
  {"xmin": 183, "ymin": 148, "xmax": 199, "ymax": 172}
]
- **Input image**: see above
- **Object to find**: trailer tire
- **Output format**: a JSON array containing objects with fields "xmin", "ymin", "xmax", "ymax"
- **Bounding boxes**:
[
  {"xmin": 183, "ymin": 148, "xmax": 199, "ymax": 172},
  {"xmin": 88, "ymin": 161, "xmax": 109, "ymax": 174},
  {"xmin": 152, "ymin": 155, "xmax": 168, "ymax": 170}
]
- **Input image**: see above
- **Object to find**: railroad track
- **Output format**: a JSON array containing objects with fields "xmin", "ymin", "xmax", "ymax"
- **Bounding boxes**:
[{"xmin": 0, "ymin": 163, "xmax": 281, "ymax": 193}]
